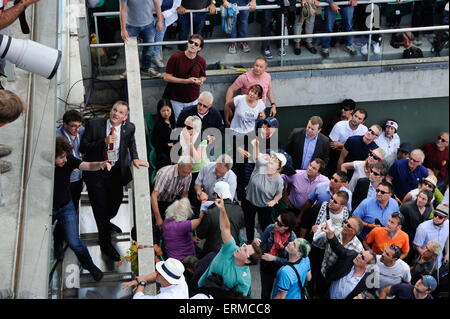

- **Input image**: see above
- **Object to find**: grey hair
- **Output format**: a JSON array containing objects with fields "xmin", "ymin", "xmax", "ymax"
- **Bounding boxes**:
[
  {"xmin": 411, "ymin": 149, "xmax": 425, "ymax": 162},
  {"xmin": 178, "ymin": 155, "xmax": 194, "ymax": 165},
  {"xmin": 427, "ymin": 240, "xmax": 441, "ymax": 256},
  {"xmin": 165, "ymin": 198, "xmax": 193, "ymax": 222},
  {"xmin": 216, "ymin": 154, "xmax": 233, "ymax": 170},
  {"xmin": 199, "ymin": 91, "xmax": 214, "ymax": 105}
]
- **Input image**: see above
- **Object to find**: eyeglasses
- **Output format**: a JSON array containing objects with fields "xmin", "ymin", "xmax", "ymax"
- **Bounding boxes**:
[
  {"xmin": 370, "ymin": 169, "xmax": 381, "ymax": 176},
  {"xmin": 438, "ymin": 136, "xmax": 449, "ymax": 143},
  {"xmin": 409, "ymin": 157, "xmax": 421, "ymax": 163},
  {"xmin": 276, "ymin": 219, "xmax": 286, "ymax": 227},
  {"xmin": 368, "ymin": 128, "xmax": 380, "ymax": 137},
  {"xmin": 197, "ymin": 102, "xmax": 210, "ymax": 109},
  {"xmin": 184, "ymin": 124, "xmax": 194, "ymax": 130},
  {"xmin": 376, "ymin": 189, "xmax": 390, "ymax": 195},
  {"xmin": 188, "ymin": 40, "xmax": 200, "ymax": 47},
  {"xmin": 368, "ymin": 153, "xmax": 381, "ymax": 161},
  {"xmin": 434, "ymin": 214, "xmax": 446, "ymax": 220},
  {"xmin": 344, "ymin": 220, "xmax": 353, "ymax": 230}
]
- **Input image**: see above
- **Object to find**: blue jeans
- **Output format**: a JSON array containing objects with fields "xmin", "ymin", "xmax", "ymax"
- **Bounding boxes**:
[
  {"xmin": 229, "ymin": 0, "xmax": 250, "ymax": 39},
  {"xmin": 178, "ymin": 12, "xmax": 207, "ymax": 50},
  {"xmin": 322, "ymin": 6, "xmax": 355, "ymax": 49},
  {"xmin": 149, "ymin": 23, "xmax": 168, "ymax": 60},
  {"xmin": 53, "ymin": 201, "xmax": 95, "ymax": 269},
  {"xmin": 126, "ymin": 23, "xmax": 154, "ymax": 71},
  {"xmin": 261, "ymin": 0, "xmax": 282, "ymax": 51}
]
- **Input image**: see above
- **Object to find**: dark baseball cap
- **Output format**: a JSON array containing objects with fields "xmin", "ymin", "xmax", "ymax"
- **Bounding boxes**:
[
  {"xmin": 398, "ymin": 143, "xmax": 413, "ymax": 153},
  {"xmin": 263, "ymin": 117, "xmax": 279, "ymax": 128}
]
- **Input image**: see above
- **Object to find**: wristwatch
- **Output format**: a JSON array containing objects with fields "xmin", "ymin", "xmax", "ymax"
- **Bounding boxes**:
[{"xmin": 138, "ymin": 281, "xmax": 147, "ymax": 287}]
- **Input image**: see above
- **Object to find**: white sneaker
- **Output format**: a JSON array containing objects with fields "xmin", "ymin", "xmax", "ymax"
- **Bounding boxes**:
[
  {"xmin": 278, "ymin": 47, "xmax": 286, "ymax": 56},
  {"xmin": 372, "ymin": 42, "xmax": 381, "ymax": 54},
  {"xmin": 241, "ymin": 42, "xmax": 251, "ymax": 53},
  {"xmin": 361, "ymin": 44, "xmax": 368, "ymax": 55},
  {"xmin": 119, "ymin": 71, "xmax": 127, "ymax": 79},
  {"xmin": 228, "ymin": 43, "xmax": 237, "ymax": 54},
  {"xmin": 147, "ymin": 68, "xmax": 161, "ymax": 78},
  {"xmin": 152, "ymin": 57, "xmax": 165, "ymax": 68}
]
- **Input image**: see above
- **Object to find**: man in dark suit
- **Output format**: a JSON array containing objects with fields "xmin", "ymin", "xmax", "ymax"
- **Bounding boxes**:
[
  {"xmin": 80, "ymin": 100, "xmax": 149, "ymax": 261},
  {"xmin": 323, "ymin": 224, "xmax": 377, "ymax": 299},
  {"xmin": 286, "ymin": 116, "xmax": 330, "ymax": 171}
]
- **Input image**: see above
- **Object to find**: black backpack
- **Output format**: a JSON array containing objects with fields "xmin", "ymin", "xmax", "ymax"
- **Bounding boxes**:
[
  {"xmin": 403, "ymin": 46, "xmax": 424, "ymax": 59},
  {"xmin": 431, "ymin": 31, "xmax": 449, "ymax": 57},
  {"xmin": 390, "ymin": 33, "xmax": 404, "ymax": 49}
]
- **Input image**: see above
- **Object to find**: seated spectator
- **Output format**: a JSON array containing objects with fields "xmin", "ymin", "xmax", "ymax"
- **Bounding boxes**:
[
  {"xmin": 271, "ymin": 238, "xmax": 312, "ymax": 299},
  {"xmin": 322, "ymin": 223, "xmax": 377, "ymax": 300},
  {"xmin": 352, "ymin": 161, "xmax": 388, "ymax": 210},
  {"xmin": 337, "ymin": 124, "xmax": 382, "ymax": 174},
  {"xmin": 180, "ymin": 115, "xmax": 210, "ymax": 176},
  {"xmin": 378, "ymin": 275, "xmax": 437, "ymax": 299},
  {"xmin": 413, "ymin": 204, "xmax": 449, "ymax": 268},
  {"xmin": 162, "ymin": 198, "xmax": 206, "ymax": 261},
  {"xmin": 197, "ymin": 197, "xmax": 263, "ymax": 297},
  {"xmin": 285, "ymin": 116, "xmax": 330, "ymax": 170},
  {"xmin": 341, "ymin": 147, "xmax": 386, "ymax": 192},
  {"xmin": 422, "ymin": 132, "xmax": 449, "ymax": 190},
  {"xmin": 177, "ymin": 1, "xmax": 217, "ymax": 51},
  {"xmin": 283, "ymin": 158, "xmax": 329, "ymax": 215},
  {"xmin": 176, "ymin": 91, "xmax": 225, "ymax": 134},
  {"xmin": 293, "ymin": 0, "xmax": 321, "ymax": 55},
  {"xmin": 242, "ymin": 150, "xmax": 285, "ymax": 243},
  {"xmin": 376, "ymin": 244, "xmax": 412, "ymax": 293},
  {"xmin": 376, "ymin": 120, "xmax": 401, "ymax": 167},
  {"xmin": 410, "ymin": 240, "xmax": 441, "ymax": 285},
  {"xmin": 225, "ymin": 57, "xmax": 276, "ymax": 120},
  {"xmin": 123, "ymin": 258, "xmax": 189, "ymax": 299},
  {"xmin": 388, "ymin": 149, "xmax": 429, "ymax": 201},
  {"xmin": 151, "ymin": 99, "xmax": 176, "ymax": 170},
  {"xmin": 364, "ymin": 212, "xmax": 410, "ymax": 259},
  {"xmin": 253, "ymin": 211, "xmax": 297, "ymax": 299},
  {"xmin": 322, "ymin": 99, "xmax": 356, "ymax": 137},
  {"xmin": 222, "ymin": 0, "xmax": 256, "ymax": 54},
  {"xmin": 352, "ymin": 181, "xmax": 399, "ymax": 240},
  {"xmin": 396, "ymin": 142, "xmax": 413, "ymax": 161},
  {"xmin": 151, "ymin": 157, "xmax": 193, "ymax": 230},
  {"xmin": 402, "ymin": 175, "xmax": 444, "ymax": 205},
  {"xmin": 196, "ymin": 181, "xmax": 244, "ymax": 257}
]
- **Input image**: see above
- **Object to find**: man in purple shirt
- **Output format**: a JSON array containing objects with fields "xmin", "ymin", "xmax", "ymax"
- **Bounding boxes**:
[{"xmin": 283, "ymin": 158, "xmax": 329, "ymax": 213}]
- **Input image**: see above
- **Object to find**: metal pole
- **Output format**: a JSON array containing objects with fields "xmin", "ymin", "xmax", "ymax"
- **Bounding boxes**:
[
  {"xmin": 94, "ymin": 15, "xmax": 102, "ymax": 74},
  {"xmin": 281, "ymin": 13, "xmax": 285, "ymax": 67},
  {"xmin": 190, "ymin": 11, "xmax": 194, "ymax": 36},
  {"xmin": 367, "ymin": 3, "xmax": 374, "ymax": 62}
]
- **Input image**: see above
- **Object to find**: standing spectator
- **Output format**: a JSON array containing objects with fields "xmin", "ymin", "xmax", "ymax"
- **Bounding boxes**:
[
  {"xmin": 285, "ymin": 116, "xmax": 330, "ymax": 170},
  {"xmin": 320, "ymin": 0, "xmax": 359, "ymax": 58},
  {"xmin": 80, "ymin": 101, "xmax": 149, "ymax": 261},
  {"xmin": 225, "ymin": 57, "xmax": 277, "ymax": 124},
  {"xmin": 337, "ymin": 125, "xmax": 382, "ymax": 173},
  {"xmin": 95, "ymin": 0, "xmax": 121, "ymax": 66},
  {"xmin": 163, "ymin": 198, "xmax": 206, "ymax": 261},
  {"xmin": 422, "ymin": 132, "xmax": 449, "ymax": 190},
  {"xmin": 364, "ymin": 212, "xmax": 410, "ymax": 259},
  {"xmin": 402, "ymin": 175, "xmax": 444, "ymax": 205},
  {"xmin": 271, "ymin": 238, "xmax": 312, "ymax": 299},
  {"xmin": 260, "ymin": 0, "xmax": 283, "ymax": 59},
  {"xmin": 283, "ymin": 158, "xmax": 329, "ymax": 215},
  {"xmin": 376, "ymin": 120, "xmax": 401, "ymax": 167},
  {"xmin": 352, "ymin": 181, "xmax": 399, "ymax": 240},
  {"xmin": 197, "ymin": 197, "xmax": 262, "ymax": 297},
  {"xmin": 253, "ymin": 211, "xmax": 297, "ymax": 299},
  {"xmin": 163, "ymin": 34, "xmax": 207, "ymax": 120},
  {"xmin": 293, "ymin": 0, "xmax": 320, "ymax": 55},
  {"xmin": 322, "ymin": 99, "xmax": 356, "ymax": 137},
  {"xmin": 177, "ymin": 0, "xmax": 217, "ymax": 50},
  {"xmin": 411, "ymin": 0, "xmax": 436, "ymax": 46},
  {"xmin": 410, "ymin": 241, "xmax": 441, "ymax": 284},
  {"xmin": 376, "ymin": 244, "xmax": 412, "ymax": 292},
  {"xmin": 151, "ymin": 99, "xmax": 176, "ymax": 170},
  {"xmin": 413, "ymin": 204, "xmax": 449, "ymax": 268},
  {"xmin": 222, "ymin": 0, "xmax": 256, "ymax": 54},
  {"xmin": 387, "ymin": 149, "xmax": 429, "ymax": 201},
  {"xmin": 177, "ymin": 91, "xmax": 225, "ymax": 134},
  {"xmin": 352, "ymin": 161, "xmax": 388, "ymax": 210},
  {"xmin": 119, "ymin": 0, "xmax": 163, "ymax": 78},
  {"xmin": 379, "ymin": 275, "xmax": 437, "ymax": 299},
  {"xmin": 53, "ymin": 137, "xmax": 108, "ymax": 281},
  {"xmin": 0, "ymin": 0, "xmax": 39, "ymax": 30},
  {"xmin": 196, "ymin": 181, "xmax": 245, "ymax": 257}
]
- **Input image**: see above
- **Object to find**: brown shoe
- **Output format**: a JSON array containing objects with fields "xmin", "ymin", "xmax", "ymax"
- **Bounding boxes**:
[
  {"xmin": 0, "ymin": 145, "xmax": 12, "ymax": 158},
  {"xmin": 0, "ymin": 160, "xmax": 12, "ymax": 174}
]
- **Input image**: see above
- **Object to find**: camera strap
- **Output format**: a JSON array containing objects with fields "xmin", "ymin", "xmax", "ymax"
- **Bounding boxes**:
[{"xmin": 14, "ymin": 0, "xmax": 30, "ymax": 34}]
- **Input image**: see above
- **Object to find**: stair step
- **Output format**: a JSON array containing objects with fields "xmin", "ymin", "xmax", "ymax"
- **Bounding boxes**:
[
  {"xmin": 80, "ymin": 232, "xmax": 131, "ymax": 246},
  {"xmin": 80, "ymin": 271, "xmax": 134, "ymax": 287}
]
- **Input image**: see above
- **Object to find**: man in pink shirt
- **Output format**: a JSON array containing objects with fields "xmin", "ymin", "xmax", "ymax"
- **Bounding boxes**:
[{"xmin": 224, "ymin": 57, "xmax": 276, "ymax": 126}]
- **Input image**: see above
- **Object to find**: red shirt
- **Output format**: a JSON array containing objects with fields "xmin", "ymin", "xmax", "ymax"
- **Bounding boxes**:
[
  {"xmin": 422, "ymin": 142, "xmax": 448, "ymax": 182},
  {"xmin": 165, "ymin": 51, "xmax": 206, "ymax": 103}
]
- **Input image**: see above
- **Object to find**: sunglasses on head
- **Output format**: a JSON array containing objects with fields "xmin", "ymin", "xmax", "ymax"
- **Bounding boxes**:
[
  {"xmin": 368, "ymin": 152, "xmax": 381, "ymax": 161},
  {"xmin": 368, "ymin": 128, "xmax": 380, "ymax": 137},
  {"xmin": 276, "ymin": 219, "xmax": 286, "ymax": 227},
  {"xmin": 188, "ymin": 39, "xmax": 200, "ymax": 47},
  {"xmin": 438, "ymin": 136, "xmax": 449, "ymax": 143},
  {"xmin": 376, "ymin": 189, "xmax": 390, "ymax": 195},
  {"xmin": 370, "ymin": 169, "xmax": 381, "ymax": 176}
]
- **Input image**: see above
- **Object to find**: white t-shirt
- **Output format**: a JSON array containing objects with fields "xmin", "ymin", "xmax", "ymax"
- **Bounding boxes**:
[
  {"xmin": 376, "ymin": 256, "xmax": 411, "ymax": 290},
  {"xmin": 376, "ymin": 132, "xmax": 400, "ymax": 167},
  {"xmin": 329, "ymin": 120, "xmax": 368, "ymax": 144},
  {"xmin": 407, "ymin": 188, "xmax": 435, "ymax": 203},
  {"xmin": 349, "ymin": 161, "xmax": 367, "ymax": 192},
  {"xmin": 230, "ymin": 95, "xmax": 266, "ymax": 134}
]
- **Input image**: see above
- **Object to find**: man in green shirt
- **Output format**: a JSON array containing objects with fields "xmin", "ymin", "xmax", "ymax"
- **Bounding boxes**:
[{"xmin": 197, "ymin": 196, "xmax": 262, "ymax": 296}]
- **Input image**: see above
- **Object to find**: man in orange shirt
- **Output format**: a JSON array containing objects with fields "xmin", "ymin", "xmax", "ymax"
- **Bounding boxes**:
[{"xmin": 364, "ymin": 212, "xmax": 410, "ymax": 259}]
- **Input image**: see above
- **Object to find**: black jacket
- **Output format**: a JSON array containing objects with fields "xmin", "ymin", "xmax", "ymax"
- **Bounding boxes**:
[
  {"xmin": 325, "ymin": 236, "xmax": 374, "ymax": 299},
  {"xmin": 352, "ymin": 177, "xmax": 371, "ymax": 210},
  {"xmin": 285, "ymin": 128, "xmax": 330, "ymax": 170},
  {"xmin": 80, "ymin": 118, "xmax": 138, "ymax": 185},
  {"xmin": 176, "ymin": 105, "xmax": 225, "ymax": 134}
]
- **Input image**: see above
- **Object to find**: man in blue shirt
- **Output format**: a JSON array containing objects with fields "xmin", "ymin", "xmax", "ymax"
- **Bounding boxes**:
[
  {"xmin": 388, "ymin": 149, "xmax": 428, "ymax": 201},
  {"xmin": 272, "ymin": 238, "xmax": 311, "ymax": 299},
  {"xmin": 353, "ymin": 181, "xmax": 399, "ymax": 240}
]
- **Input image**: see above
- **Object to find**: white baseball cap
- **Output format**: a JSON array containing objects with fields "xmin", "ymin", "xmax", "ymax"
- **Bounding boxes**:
[{"xmin": 213, "ymin": 181, "xmax": 233, "ymax": 199}]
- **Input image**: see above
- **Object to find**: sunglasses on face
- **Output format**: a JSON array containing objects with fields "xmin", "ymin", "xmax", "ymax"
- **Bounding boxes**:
[
  {"xmin": 184, "ymin": 124, "xmax": 194, "ymax": 130},
  {"xmin": 188, "ymin": 40, "xmax": 200, "ymax": 47},
  {"xmin": 331, "ymin": 198, "xmax": 341, "ymax": 205},
  {"xmin": 359, "ymin": 252, "xmax": 366, "ymax": 261},
  {"xmin": 370, "ymin": 169, "xmax": 381, "ymax": 176},
  {"xmin": 409, "ymin": 157, "xmax": 421, "ymax": 163},
  {"xmin": 423, "ymin": 182, "xmax": 435, "ymax": 189},
  {"xmin": 276, "ymin": 219, "xmax": 286, "ymax": 227},
  {"xmin": 240, "ymin": 243, "xmax": 250, "ymax": 258},
  {"xmin": 344, "ymin": 220, "xmax": 353, "ymax": 230},
  {"xmin": 438, "ymin": 136, "xmax": 449, "ymax": 143},
  {"xmin": 376, "ymin": 189, "xmax": 390, "ymax": 195},
  {"xmin": 368, "ymin": 152, "xmax": 381, "ymax": 161},
  {"xmin": 197, "ymin": 102, "xmax": 209, "ymax": 108},
  {"xmin": 368, "ymin": 129, "xmax": 380, "ymax": 137},
  {"xmin": 331, "ymin": 177, "xmax": 341, "ymax": 183},
  {"xmin": 434, "ymin": 214, "xmax": 446, "ymax": 220}
]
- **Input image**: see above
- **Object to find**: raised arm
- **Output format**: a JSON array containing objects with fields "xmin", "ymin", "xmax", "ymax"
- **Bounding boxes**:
[
  {"xmin": 191, "ymin": 211, "xmax": 206, "ymax": 230},
  {"xmin": 215, "ymin": 197, "xmax": 232, "ymax": 244}
]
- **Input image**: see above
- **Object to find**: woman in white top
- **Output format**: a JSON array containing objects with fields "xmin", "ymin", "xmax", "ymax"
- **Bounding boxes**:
[
  {"xmin": 376, "ymin": 120, "xmax": 401, "ymax": 167},
  {"xmin": 226, "ymin": 84, "xmax": 266, "ymax": 134},
  {"xmin": 341, "ymin": 147, "xmax": 386, "ymax": 192}
]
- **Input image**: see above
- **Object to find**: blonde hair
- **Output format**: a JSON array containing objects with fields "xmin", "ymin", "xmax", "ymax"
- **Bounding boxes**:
[
  {"xmin": 184, "ymin": 115, "xmax": 202, "ymax": 132},
  {"xmin": 165, "ymin": 198, "xmax": 193, "ymax": 222}
]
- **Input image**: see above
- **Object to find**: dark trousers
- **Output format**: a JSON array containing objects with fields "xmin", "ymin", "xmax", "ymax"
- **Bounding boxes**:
[
  {"xmin": 178, "ymin": 12, "xmax": 207, "ymax": 50},
  {"xmin": 85, "ymin": 165, "xmax": 124, "ymax": 244},
  {"xmin": 412, "ymin": 0, "xmax": 436, "ymax": 37},
  {"xmin": 309, "ymin": 245, "xmax": 325, "ymax": 298},
  {"xmin": 97, "ymin": 17, "xmax": 121, "ymax": 59},
  {"xmin": 260, "ymin": 260, "xmax": 281, "ymax": 299},
  {"xmin": 261, "ymin": 1, "xmax": 282, "ymax": 51},
  {"xmin": 242, "ymin": 199, "xmax": 273, "ymax": 243}
]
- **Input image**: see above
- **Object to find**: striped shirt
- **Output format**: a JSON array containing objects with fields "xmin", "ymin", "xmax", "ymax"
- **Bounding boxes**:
[{"xmin": 153, "ymin": 164, "xmax": 192, "ymax": 202}]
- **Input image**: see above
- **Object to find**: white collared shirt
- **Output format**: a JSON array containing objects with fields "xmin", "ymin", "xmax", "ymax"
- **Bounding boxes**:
[
  {"xmin": 106, "ymin": 120, "xmax": 122, "ymax": 165},
  {"xmin": 133, "ymin": 281, "xmax": 189, "ymax": 299}
]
